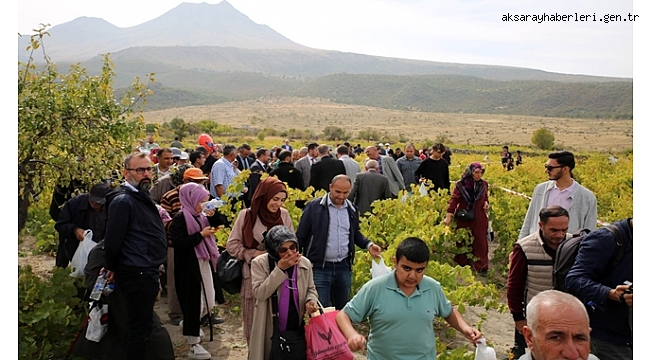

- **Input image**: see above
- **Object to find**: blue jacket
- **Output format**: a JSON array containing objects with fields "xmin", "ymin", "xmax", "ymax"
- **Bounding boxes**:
[
  {"xmin": 565, "ymin": 219, "xmax": 632, "ymax": 347},
  {"xmin": 296, "ymin": 195, "xmax": 371, "ymax": 269},
  {"xmin": 103, "ymin": 185, "xmax": 168, "ymax": 272}
]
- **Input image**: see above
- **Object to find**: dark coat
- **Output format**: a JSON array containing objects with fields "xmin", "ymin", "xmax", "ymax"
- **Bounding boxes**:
[
  {"xmin": 269, "ymin": 162, "xmax": 305, "ymax": 190},
  {"xmin": 348, "ymin": 170, "xmax": 392, "ymax": 216},
  {"xmin": 309, "ymin": 156, "xmax": 346, "ymax": 193},
  {"xmin": 54, "ymin": 193, "xmax": 107, "ymax": 266}
]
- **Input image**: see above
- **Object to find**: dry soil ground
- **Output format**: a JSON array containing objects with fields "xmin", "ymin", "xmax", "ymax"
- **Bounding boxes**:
[{"xmin": 19, "ymin": 237, "xmax": 515, "ymax": 360}]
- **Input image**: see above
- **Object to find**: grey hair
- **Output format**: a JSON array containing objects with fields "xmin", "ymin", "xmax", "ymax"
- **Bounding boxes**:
[
  {"xmin": 331, "ymin": 174, "xmax": 352, "ymax": 186},
  {"xmin": 526, "ymin": 290, "xmax": 589, "ymax": 335},
  {"xmin": 365, "ymin": 159, "xmax": 379, "ymax": 170},
  {"xmin": 299, "ymin": 147, "xmax": 308, "ymax": 155},
  {"xmin": 317, "ymin": 144, "xmax": 330, "ymax": 156}
]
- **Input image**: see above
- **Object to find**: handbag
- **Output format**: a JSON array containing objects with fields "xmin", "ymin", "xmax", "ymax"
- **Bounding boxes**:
[
  {"xmin": 268, "ymin": 256, "xmax": 307, "ymax": 360},
  {"xmin": 216, "ymin": 248, "xmax": 243, "ymax": 294},
  {"xmin": 305, "ymin": 305, "xmax": 354, "ymax": 360},
  {"xmin": 454, "ymin": 208, "xmax": 475, "ymax": 221}
]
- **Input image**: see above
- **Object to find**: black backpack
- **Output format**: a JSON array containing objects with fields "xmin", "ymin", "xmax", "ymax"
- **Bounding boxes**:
[{"xmin": 553, "ymin": 224, "xmax": 626, "ymax": 292}]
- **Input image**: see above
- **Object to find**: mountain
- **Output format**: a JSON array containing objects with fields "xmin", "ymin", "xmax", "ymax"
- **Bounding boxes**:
[{"xmin": 18, "ymin": 1, "xmax": 307, "ymax": 62}]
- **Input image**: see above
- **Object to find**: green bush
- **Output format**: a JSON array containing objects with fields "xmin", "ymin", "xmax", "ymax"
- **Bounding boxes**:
[{"xmin": 19, "ymin": 266, "xmax": 86, "ymax": 360}]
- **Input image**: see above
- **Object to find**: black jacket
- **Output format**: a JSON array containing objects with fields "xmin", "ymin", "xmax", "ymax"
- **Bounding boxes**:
[
  {"xmin": 309, "ymin": 156, "xmax": 346, "ymax": 192},
  {"xmin": 54, "ymin": 193, "xmax": 107, "ymax": 262},
  {"xmin": 270, "ymin": 162, "xmax": 305, "ymax": 190},
  {"xmin": 103, "ymin": 185, "xmax": 167, "ymax": 271}
]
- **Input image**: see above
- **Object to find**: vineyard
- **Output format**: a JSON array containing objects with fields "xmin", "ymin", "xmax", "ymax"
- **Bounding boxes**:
[{"xmin": 18, "ymin": 147, "xmax": 633, "ymax": 359}]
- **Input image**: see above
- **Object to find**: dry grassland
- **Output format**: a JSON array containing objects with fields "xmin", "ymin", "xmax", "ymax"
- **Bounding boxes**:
[{"xmin": 143, "ymin": 96, "xmax": 633, "ymax": 152}]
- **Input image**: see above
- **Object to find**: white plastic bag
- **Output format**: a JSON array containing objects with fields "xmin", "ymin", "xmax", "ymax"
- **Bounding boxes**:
[
  {"xmin": 70, "ymin": 230, "xmax": 94, "ymax": 278},
  {"xmin": 419, "ymin": 182, "xmax": 428, "ymax": 197},
  {"xmin": 370, "ymin": 257, "xmax": 392, "ymax": 279},
  {"xmin": 85, "ymin": 303, "xmax": 108, "ymax": 342},
  {"xmin": 474, "ymin": 337, "xmax": 496, "ymax": 360}
]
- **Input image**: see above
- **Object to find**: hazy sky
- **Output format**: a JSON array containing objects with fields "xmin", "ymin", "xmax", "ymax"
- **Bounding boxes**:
[{"xmin": 17, "ymin": 0, "xmax": 639, "ymax": 78}]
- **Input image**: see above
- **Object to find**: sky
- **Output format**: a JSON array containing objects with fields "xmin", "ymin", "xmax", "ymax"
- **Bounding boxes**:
[{"xmin": 15, "ymin": 0, "xmax": 639, "ymax": 79}]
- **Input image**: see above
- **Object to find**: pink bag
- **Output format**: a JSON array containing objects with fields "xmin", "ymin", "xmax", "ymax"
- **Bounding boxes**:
[{"xmin": 305, "ymin": 310, "xmax": 354, "ymax": 360}]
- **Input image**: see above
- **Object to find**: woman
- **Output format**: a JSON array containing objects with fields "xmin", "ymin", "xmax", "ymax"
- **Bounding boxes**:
[
  {"xmin": 170, "ymin": 182, "xmax": 219, "ymax": 360},
  {"xmin": 443, "ymin": 162, "xmax": 490, "ymax": 273},
  {"xmin": 226, "ymin": 177, "xmax": 294, "ymax": 344},
  {"xmin": 249, "ymin": 225, "xmax": 319, "ymax": 360}
]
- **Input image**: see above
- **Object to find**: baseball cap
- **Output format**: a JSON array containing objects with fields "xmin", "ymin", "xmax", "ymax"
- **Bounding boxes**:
[
  {"xmin": 170, "ymin": 147, "xmax": 182, "ymax": 158},
  {"xmin": 89, "ymin": 183, "xmax": 110, "ymax": 204},
  {"xmin": 183, "ymin": 168, "xmax": 209, "ymax": 180},
  {"xmin": 179, "ymin": 151, "xmax": 189, "ymax": 160}
]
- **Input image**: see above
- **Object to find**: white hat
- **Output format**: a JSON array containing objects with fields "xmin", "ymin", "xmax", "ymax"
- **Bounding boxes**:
[
  {"xmin": 378, "ymin": 143, "xmax": 384, "ymax": 147},
  {"xmin": 385, "ymin": 143, "xmax": 390, "ymax": 146},
  {"xmin": 179, "ymin": 151, "xmax": 189, "ymax": 160}
]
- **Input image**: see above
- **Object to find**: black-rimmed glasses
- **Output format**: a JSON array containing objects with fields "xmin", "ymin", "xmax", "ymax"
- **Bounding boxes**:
[{"xmin": 126, "ymin": 167, "xmax": 153, "ymax": 174}]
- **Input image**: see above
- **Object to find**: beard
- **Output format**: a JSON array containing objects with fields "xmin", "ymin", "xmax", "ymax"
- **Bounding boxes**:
[{"xmin": 137, "ymin": 179, "xmax": 152, "ymax": 192}]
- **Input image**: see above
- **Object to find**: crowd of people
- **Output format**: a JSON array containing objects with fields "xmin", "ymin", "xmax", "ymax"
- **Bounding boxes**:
[{"xmin": 51, "ymin": 133, "xmax": 631, "ymax": 360}]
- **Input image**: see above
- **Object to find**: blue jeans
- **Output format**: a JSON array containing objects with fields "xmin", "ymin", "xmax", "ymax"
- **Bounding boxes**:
[{"xmin": 312, "ymin": 261, "xmax": 352, "ymax": 310}]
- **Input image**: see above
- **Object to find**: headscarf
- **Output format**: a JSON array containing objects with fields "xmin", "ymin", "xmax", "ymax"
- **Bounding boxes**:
[
  {"xmin": 264, "ymin": 225, "xmax": 299, "ymax": 263},
  {"xmin": 170, "ymin": 164, "xmax": 194, "ymax": 187},
  {"xmin": 179, "ymin": 182, "xmax": 219, "ymax": 268},
  {"xmin": 457, "ymin": 162, "xmax": 486, "ymax": 205},
  {"xmin": 242, "ymin": 177, "xmax": 288, "ymax": 249}
]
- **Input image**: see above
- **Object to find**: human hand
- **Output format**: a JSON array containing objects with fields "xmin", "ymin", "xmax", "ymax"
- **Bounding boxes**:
[
  {"xmin": 515, "ymin": 319, "xmax": 527, "ymax": 333},
  {"xmin": 443, "ymin": 213, "xmax": 453, "ymax": 226},
  {"xmin": 483, "ymin": 201, "xmax": 489, "ymax": 210},
  {"xmin": 102, "ymin": 268, "xmax": 114, "ymax": 283},
  {"xmin": 74, "ymin": 228, "xmax": 85, "ymax": 241},
  {"xmin": 347, "ymin": 333, "xmax": 367, "ymax": 352},
  {"xmin": 368, "ymin": 244, "xmax": 382, "ymax": 258},
  {"xmin": 200, "ymin": 226, "xmax": 217, "ymax": 238},
  {"xmin": 614, "ymin": 284, "xmax": 633, "ymax": 307},
  {"xmin": 203, "ymin": 209, "xmax": 215, "ymax": 217},
  {"xmin": 305, "ymin": 300, "xmax": 319, "ymax": 314},
  {"xmin": 462, "ymin": 326, "xmax": 482, "ymax": 345},
  {"xmin": 278, "ymin": 251, "xmax": 301, "ymax": 270}
]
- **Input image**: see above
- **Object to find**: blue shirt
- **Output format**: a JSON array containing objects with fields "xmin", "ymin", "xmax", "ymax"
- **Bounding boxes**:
[
  {"xmin": 324, "ymin": 195, "xmax": 351, "ymax": 262},
  {"xmin": 343, "ymin": 271, "xmax": 453, "ymax": 360},
  {"xmin": 210, "ymin": 157, "xmax": 236, "ymax": 198}
]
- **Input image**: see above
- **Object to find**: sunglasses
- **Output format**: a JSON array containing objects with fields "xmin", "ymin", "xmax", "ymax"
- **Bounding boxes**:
[
  {"xmin": 126, "ymin": 167, "xmax": 153, "ymax": 174},
  {"xmin": 544, "ymin": 164, "xmax": 564, "ymax": 171},
  {"xmin": 277, "ymin": 243, "xmax": 297, "ymax": 254}
]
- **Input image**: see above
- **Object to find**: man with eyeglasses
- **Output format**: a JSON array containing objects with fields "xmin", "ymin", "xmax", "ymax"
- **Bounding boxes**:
[
  {"xmin": 103, "ymin": 152, "xmax": 168, "ymax": 360},
  {"xmin": 507, "ymin": 206, "xmax": 571, "ymax": 359},
  {"xmin": 518, "ymin": 151, "xmax": 597, "ymax": 240}
]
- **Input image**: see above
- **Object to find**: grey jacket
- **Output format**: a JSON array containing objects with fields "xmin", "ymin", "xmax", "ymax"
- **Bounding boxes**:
[
  {"xmin": 294, "ymin": 156, "xmax": 314, "ymax": 189},
  {"xmin": 379, "ymin": 155, "xmax": 405, "ymax": 197},
  {"xmin": 519, "ymin": 180, "xmax": 597, "ymax": 240}
]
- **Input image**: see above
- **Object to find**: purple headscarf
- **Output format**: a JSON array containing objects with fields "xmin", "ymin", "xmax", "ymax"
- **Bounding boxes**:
[{"xmin": 179, "ymin": 182, "xmax": 219, "ymax": 268}]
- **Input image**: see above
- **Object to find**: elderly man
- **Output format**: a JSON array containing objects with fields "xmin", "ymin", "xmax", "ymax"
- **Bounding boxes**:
[
  {"xmin": 209, "ymin": 144, "xmax": 238, "ymax": 199},
  {"xmin": 348, "ymin": 159, "xmax": 392, "ymax": 216},
  {"xmin": 365, "ymin": 145, "xmax": 405, "ymax": 197},
  {"xmin": 520, "ymin": 290, "xmax": 600, "ymax": 360},
  {"xmin": 336, "ymin": 145, "xmax": 361, "ymax": 182},
  {"xmin": 294, "ymin": 142, "xmax": 319, "ymax": 188},
  {"xmin": 309, "ymin": 144, "xmax": 346, "ymax": 193}
]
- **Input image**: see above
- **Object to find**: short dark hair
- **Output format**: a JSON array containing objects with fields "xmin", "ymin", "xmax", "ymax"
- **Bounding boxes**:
[
  {"xmin": 256, "ymin": 148, "xmax": 269, "ymax": 158},
  {"xmin": 307, "ymin": 142, "xmax": 319, "ymax": 151},
  {"xmin": 538, "ymin": 205, "xmax": 570, "ymax": 224},
  {"xmin": 503, "ymin": 145, "xmax": 509, "ymax": 150},
  {"xmin": 395, "ymin": 237, "xmax": 430, "ymax": 264},
  {"xmin": 278, "ymin": 150, "xmax": 292, "ymax": 161},
  {"xmin": 432, "ymin": 143, "xmax": 444, "ymax": 152},
  {"xmin": 548, "ymin": 151, "xmax": 575, "ymax": 171},
  {"xmin": 240, "ymin": 143, "xmax": 251, "ymax": 151},
  {"xmin": 157, "ymin": 147, "xmax": 172, "ymax": 157},
  {"xmin": 194, "ymin": 146, "xmax": 208, "ymax": 155},
  {"xmin": 336, "ymin": 145, "xmax": 349, "ymax": 156},
  {"xmin": 189, "ymin": 151, "xmax": 204, "ymax": 164},
  {"xmin": 222, "ymin": 144, "xmax": 237, "ymax": 157}
]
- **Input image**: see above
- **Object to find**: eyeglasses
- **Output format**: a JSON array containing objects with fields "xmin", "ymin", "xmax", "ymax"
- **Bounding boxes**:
[
  {"xmin": 277, "ymin": 243, "xmax": 297, "ymax": 254},
  {"xmin": 544, "ymin": 164, "xmax": 564, "ymax": 171},
  {"xmin": 126, "ymin": 167, "xmax": 153, "ymax": 174}
]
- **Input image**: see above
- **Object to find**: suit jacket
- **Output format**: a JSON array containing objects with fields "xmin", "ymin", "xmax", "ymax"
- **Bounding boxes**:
[
  {"xmin": 339, "ymin": 155, "xmax": 361, "ymax": 182},
  {"xmin": 379, "ymin": 155, "xmax": 406, "ymax": 197},
  {"xmin": 294, "ymin": 156, "xmax": 313, "ymax": 188},
  {"xmin": 236, "ymin": 154, "xmax": 253, "ymax": 171},
  {"xmin": 309, "ymin": 156, "xmax": 346, "ymax": 193},
  {"xmin": 269, "ymin": 162, "xmax": 305, "ymax": 190},
  {"xmin": 348, "ymin": 170, "xmax": 392, "ymax": 216},
  {"xmin": 247, "ymin": 160, "xmax": 269, "ymax": 201}
]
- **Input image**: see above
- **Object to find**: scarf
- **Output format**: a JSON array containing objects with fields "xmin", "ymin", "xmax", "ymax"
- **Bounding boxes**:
[
  {"xmin": 242, "ymin": 177, "xmax": 287, "ymax": 249},
  {"xmin": 456, "ymin": 162, "xmax": 486, "ymax": 206},
  {"xmin": 179, "ymin": 182, "xmax": 219, "ymax": 268}
]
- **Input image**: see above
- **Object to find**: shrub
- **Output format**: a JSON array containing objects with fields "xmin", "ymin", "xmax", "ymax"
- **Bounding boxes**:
[{"xmin": 531, "ymin": 127, "xmax": 555, "ymax": 150}]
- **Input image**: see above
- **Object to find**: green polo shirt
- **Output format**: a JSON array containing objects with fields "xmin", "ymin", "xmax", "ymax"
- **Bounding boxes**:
[{"xmin": 342, "ymin": 271, "xmax": 453, "ymax": 360}]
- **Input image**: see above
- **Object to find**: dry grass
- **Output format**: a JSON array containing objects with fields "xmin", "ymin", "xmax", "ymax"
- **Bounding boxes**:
[{"xmin": 143, "ymin": 96, "xmax": 633, "ymax": 152}]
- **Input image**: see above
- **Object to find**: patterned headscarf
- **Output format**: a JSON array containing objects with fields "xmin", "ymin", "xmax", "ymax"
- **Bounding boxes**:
[
  {"xmin": 264, "ymin": 225, "xmax": 299, "ymax": 263},
  {"xmin": 170, "ymin": 164, "xmax": 194, "ymax": 187},
  {"xmin": 242, "ymin": 177, "xmax": 288, "ymax": 249},
  {"xmin": 457, "ymin": 162, "xmax": 486, "ymax": 205}
]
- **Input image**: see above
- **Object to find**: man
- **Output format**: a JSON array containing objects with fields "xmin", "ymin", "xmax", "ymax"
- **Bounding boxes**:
[
  {"xmin": 281, "ymin": 139, "xmax": 292, "ymax": 151},
  {"xmin": 507, "ymin": 206, "xmax": 571, "ymax": 358},
  {"xmin": 149, "ymin": 164, "xmax": 192, "ymax": 204},
  {"xmin": 442, "ymin": 145, "xmax": 452, "ymax": 165},
  {"xmin": 520, "ymin": 290, "xmax": 600, "ymax": 360},
  {"xmin": 236, "ymin": 143, "xmax": 253, "ymax": 171},
  {"xmin": 190, "ymin": 150, "xmax": 206, "ymax": 170},
  {"xmin": 384, "ymin": 142, "xmax": 394, "ymax": 157},
  {"xmin": 54, "ymin": 182, "xmax": 110, "ymax": 268},
  {"xmin": 348, "ymin": 159, "xmax": 392, "ymax": 216},
  {"xmin": 294, "ymin": 142, "xmax": 318, "ymax": 188},
  {"xmin": 269, "ymin": 150, "xmax": 305, "ymax": 191},
  {"xmin": 377, "ymin": 143, "xmax": 387, "ymax": 155},
  {"xmin": 336, "ymin": 237, "xmax": 481, "ymax": 359},
  {"xmin": 365, "ymin": 145, "xmax": 405, "ymax": 197},
  {"xmin": 519, "ymin": 151, "xmax": 597, "ymax": 239},
  {"xmin": 414, "ymin": 143, "xmax": 450, "ymax": 194},
  {"xmin": 210, "ymin": 144, "xmax": 238, "ymax": 200},
  {"xmin": 353, "ymin": 144, "xmax": 364, "ymax": 156},
  {"xmin": 245, "ymin": 147, "xmax": 270, "ymax": 206},
  {"xmin": 296, "ymin": 175, "xmax": 382, "ymax": 309},
  {"xmin": 153, "ymin": 148, "xmax": 174, "ymax": 184},
  {"xmin": 309, "ymin": 144, "xmax": 346, "ymax": 193},
  {"xmin": 177, "ymin": 152, "xmax": 189, "ymax": 165},
  {"xmin": 103, "ymin": 152, "xmax": 168, "ymax": 360},
  {"xmin": 502, "ymin": 145, "xmax": 514, "ymax": 171},
  {"xmin": 170, "ymin": 136, "xmax": 183, "ymax": 149},
  {"xmin": 391, "ymin": 147, "xmax": 403, "ymax": 161},
  {"xmin": 396, "ymin": 143, "xmax": 422, "ymax": 192},
  {"xmin": 336, "ymin": 145, "xmax": 361, "ymax": 182},
  {"xmin": 145, "ymin": 135, "xmax": 159, "ymax": 150},
  {"xmin": 565, "ymin": 219, "xmax": 632, "ymax": 360},
  {"xmin": 291, "ymin": 149, "xmax": 301, "ymax": 164}
]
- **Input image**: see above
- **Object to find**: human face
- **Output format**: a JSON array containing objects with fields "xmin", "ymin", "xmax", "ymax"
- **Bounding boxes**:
[
  {"xmin": 329, "ymin": 178, "xmax": 351, "ymax": 207},
  {"xmin": 544, "ymin": 159, "xmax": 565, "ymax": 181},
  {"xmin": 195, "ymin": 154, "xmax": 206, "ymax": 167},
  {"xmin": 277, "ymin": 242, "xmax": 298, "ymax": 258},
  {"xmin": 158, "ymin": 151, "xmax": 174, "ymax": 171},
  {"xmin": 123, "ymin": 156, "xmax": 154, "ymax": 191},
  {"xmin": 364, "ymin": 146, "xmax": 378, "ymax": 160},
  {"xmin": 89, "ymin": 200, "xmax": 104, "ymax": 212},
  {"xmin": 266, "ymin": 192, "xmax": 287, "ymax": 213},
  {"xmin": 404, "ymin": 146, "xmax": 415, "ymax": 159},
  {"xmin": 431, "ymin": 148, "xmax": 443, "ymax": 160},
  {"xmin": 392, "ymin": 256, "xmax": 427, "ymax": 294},
  {"xmin": 196, "ymin": 195, "xmax": 210, "ymax": 213},
  {"xmin": 525, "ymin": 304, "xmax": 591, "ymax": 360},
  {"xmin": 308, "ymin": 147, "xmax": 318, "ymax": 158},
  {"xmin": 259, "ymin": 150, "xmax": 270, "ymax": 164},
  {"xmin": 472, "ymin": 168, "xmax": 484, "ymax": 181},
  {"xmin": 539, "ymin": 216, "xmax": 569, "ymax": 249},
  {"xmin": 292, "ymin": 152, "xmax": 301, "ymax": 162},
  {"xmin": 240, "ymin": 148, "xmax": 250, "ymax": 157}
]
